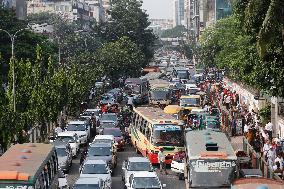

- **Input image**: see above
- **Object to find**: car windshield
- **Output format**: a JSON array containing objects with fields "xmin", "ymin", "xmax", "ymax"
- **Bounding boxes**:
[
  {"xmin": 57, "ymin": 136, "xmax": 75, "ymax": 143},
  {"xmin": 129, "ymin": 162, "xmax": 152, "ymax": 171},
  {"xmin": 125, "ymin": 84, "xmax": 140, "ymax": 94},
  {"xmin": 73, "ymin": 184, "xmax": 100, "ymax": 189},
  {"xmin": 56, "ymin": 147, "xmax": 67, "ymax": 157},
  {"xmin": 101, "ymin": 114, "xmax": 117, "ymax": 122},
  {"xmin": 82, "ymin": 164, "xmax": 108, "ymax": 174},
  {"xmin": 67, "ymin": 124, "xmax": 86, "ymax": 131},
  {"xmin": 150, "ymin": 90, "xmax": 169, "ymax": 100},
  {"xmin": 180, "ymin": 98, "xmax": 200, "ymax": 107},
  {"xmin": 100, "ymin": 123, "xmax": 116, "ymax": 129},
  {"xmin": 133, "ymin": 177, "xmax": 160, "ymax": 188},
  {"xmin": 88, "ymin": 146, "xmax": 111, "ymax": 156},
  {"xmin": 103, "ymin": 129, "xmax": 121, "ymax": 137},
  {"xmin": 152, "ymin": 124, "xmax": 184, "ymax": 146}
]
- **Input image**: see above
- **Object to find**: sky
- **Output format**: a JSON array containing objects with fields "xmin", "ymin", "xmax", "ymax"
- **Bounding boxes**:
[{"xmin": 142, "ymin": 0, "xmax": 173, "ymax": 19}]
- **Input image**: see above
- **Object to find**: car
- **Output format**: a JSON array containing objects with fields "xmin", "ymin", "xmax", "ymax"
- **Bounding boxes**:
[
  {"xmin": 100, "ymin": 94, "xmax": 116, "ymax": 105},
  {"xmin": 66, "ymin": 120, "xmax": 90, "ymax": 144},
  {"xmin": 108, "ymin": 88, "xmax": 123, "ymax": 103},
  {"xmin": 86, "ymin": 142, "xmax": 117, "ymax": 170},
  {"xmin": 102, "ymin": 128, "xmax": 124, "ymax": 151},
  {"xmin": 95, "ymin": 81, "xmax": 104, "ymax": 88},
  {"xmin": 53, "ymin": 141, "xmax": 73, "ymax": 173},
  {"xmin": 125, "ymin": 172, "xmax": 166, "ymax": 189},
  {"xmin": 122, "ymin": 157, "xmax": 153, "ymax": 182},
  {"xmin": 56, "ymin": 131, "xmax": 80, "ymax": 157},
  {"xmin": 80, "ymin": 159, "xmax": 112, "ymax": 189},
  {"xmin": 80, "ymin": 108, "xmax": 101, "ymax": 128},
  {"xmin": 96, "ymin": 122, "xmax": 116, "ymax": 135},
  {"xmin": 91, "ymin": 135, "xmax": 117, "ymax": 152},
  {"xmin": 99, "ymin": 113, "xmax": 119, "ymax": 127},
  {"xmin": 73, "ymin": 177, "xmax": 106, "ymax": 189}
]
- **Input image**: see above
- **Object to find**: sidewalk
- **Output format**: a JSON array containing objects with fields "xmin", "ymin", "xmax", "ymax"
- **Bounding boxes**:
[{"xmin": 230, "ymin": 136, "xmax": 244, "ymax": 151}]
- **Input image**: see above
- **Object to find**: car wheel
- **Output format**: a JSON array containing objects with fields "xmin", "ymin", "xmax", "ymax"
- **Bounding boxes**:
[{"xmin": 178, "ymin": 173, "xmax": 184, "ymax": 180}]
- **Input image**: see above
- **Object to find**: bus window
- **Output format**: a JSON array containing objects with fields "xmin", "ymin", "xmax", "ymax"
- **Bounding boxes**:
[{"xmin": 146, "ymin": 127, "xmax": 151, "ymax": 140}]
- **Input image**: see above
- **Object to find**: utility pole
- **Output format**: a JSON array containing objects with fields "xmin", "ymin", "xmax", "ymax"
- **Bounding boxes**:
[{"xmin": 0, "ymin": 28, "xmax": 26, "ymax": 112}]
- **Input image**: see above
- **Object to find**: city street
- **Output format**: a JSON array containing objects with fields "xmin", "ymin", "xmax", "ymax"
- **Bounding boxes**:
[{"xmin": 67, "ymin": 145, "xmax": 185, "ymax": 188}]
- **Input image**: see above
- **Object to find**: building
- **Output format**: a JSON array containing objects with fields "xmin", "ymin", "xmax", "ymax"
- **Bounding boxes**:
[
  {"xmin": 271, "ymin": 97, "xmax": 284, "ymax": 139},
  {"xmin": 102, "ymin": 0, "xmax": 112, "ymax": 20},
  {"xmin": 173, "ymin": 0, "xmax": 185, "ymax": 27},
  {"xmin": 1, "ymin": 0, "xmax": 27, "ymax": 20},
  {"xmin": 149, "ymin": 19, "xmax": 173, "ymax": 30},
  {"xmin": 26, "ymin": 0, "xmax": 105, "ymax": 23}
]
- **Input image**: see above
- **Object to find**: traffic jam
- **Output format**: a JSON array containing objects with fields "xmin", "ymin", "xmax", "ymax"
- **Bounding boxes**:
[{"xmin": 0, "ymin": 49, "xmax": 283, "ymax": 189}]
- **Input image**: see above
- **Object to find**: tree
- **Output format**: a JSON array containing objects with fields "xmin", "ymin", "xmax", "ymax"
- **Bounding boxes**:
[
  {"xmin": 95, "ymin": 37, "xmax": 145, "ymax": 82},
  {"xmin": 161, "ymin": 25, "xmax": 187, "ymax": 38},
  {"xmin": 97, "ymin": 0, "xmax": 156, "ymax": 66}
]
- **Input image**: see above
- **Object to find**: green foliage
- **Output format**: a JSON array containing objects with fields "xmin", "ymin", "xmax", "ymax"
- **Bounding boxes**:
[
  {"xmin": 259, "ymin": 105, "xmax": 271, "ymax": 122},
  {"xmin": 95, "ymin": 37, "xmax": 145, "ymax": 81},
  {"xmin": 160, "ymin": 25, "xmax": 187, "ymax": 38},
  {"xmin": 97, "ymin": 0, "xmax": 156, "ymax": 66},
  {"xmin": 199, "ymin": 0, "xmax": 284, "ymax": 97}
]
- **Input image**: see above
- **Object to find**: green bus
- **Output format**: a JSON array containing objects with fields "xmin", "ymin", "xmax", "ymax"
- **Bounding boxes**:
[{"xmin": 0, "ymin": 143, "xmax": 59, "ymax": 189}]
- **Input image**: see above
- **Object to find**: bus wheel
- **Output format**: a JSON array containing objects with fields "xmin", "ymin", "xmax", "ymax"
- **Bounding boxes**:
[{"xmin": 178, "ymin": 173, "xmax": 184, "ymax": 180}]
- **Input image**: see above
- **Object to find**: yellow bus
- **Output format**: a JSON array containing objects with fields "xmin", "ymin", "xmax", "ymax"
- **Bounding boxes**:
[
  {"xmin": 130, "ymin": 107, "xmax": 184, "ymax": 164},
  {"xmin": 0, "ymin": 143, "xmax": 59, "ymax": 188}
]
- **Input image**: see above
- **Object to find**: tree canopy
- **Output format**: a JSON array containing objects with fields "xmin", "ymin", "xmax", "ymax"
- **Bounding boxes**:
[
  {"xmin": 161, "ymin": 25, "xmax": 187, "ymax": 38},
  {"xmin": 198, "ymin": 0, "xmax": 284, "ymax": 97}
]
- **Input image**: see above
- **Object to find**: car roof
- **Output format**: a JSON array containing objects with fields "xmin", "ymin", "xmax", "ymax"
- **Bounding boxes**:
[
  {"xmin": 101, "ymin": 113, "xmax": 116, "ymax": 116},
  {"xmin": 74, "ymin": 177, "xmax": 101, "ymax": 184},
  {"xmin": 85, "ymin": 109, "xmax": 100, "ymax": 112},
  {"xmin": 84, "ymin": 159, "xmax": 106, "ymax": 165},
  {"xmin": 128, "ymin": 157, "xmax": 150, "ymax": 163},
  {"xmin": 103, "ymin": 127, "xmax": 120, "ymax": 131},
  {"xmin": 57, "ymin": 131, "xmax": 77, "ymax": 136},
  {"xmin": 132, "ymin": 171, "xmax": 158, "ymax": 178},
  {"xmin": 53, "ymin": 140, "xmax": 69, "ymax": 148},
  {"xmin": 90, "ymin": 142, "xmax": 112, "ymax": 147},
  {"xmin": 68, "ymin": 120, "xmax": 86, "ymax": 124},
  {"xmin": 95, "ymin": 135, "xmax": 114, "ymax": 140}
]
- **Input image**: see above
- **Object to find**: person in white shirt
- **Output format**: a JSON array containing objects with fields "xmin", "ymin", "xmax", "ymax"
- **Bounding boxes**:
[
  {"xmin": 274, "ymin": 154, "xmax": 283, "ymax": 169},
  {"xmin": 265, "ymin": 122, "xmax": 273, "ymax": 131},
  {"xmin": 158, "ymin": 148, "xmax": 168, "ymax": 174},
  {"xmin": 244, "ymin": 124, "xmax": 250, "ymax": 134},
  {"xmin": 262, "ymin": 140, "xmax": 270, "ymax": 159},
  {"xmin": 267, "ymin": 146, "xmax": 276, "ymax": 168},
  {"xmin": 225, "ymin": 95, "xmax": 231, "ymax": 110}
]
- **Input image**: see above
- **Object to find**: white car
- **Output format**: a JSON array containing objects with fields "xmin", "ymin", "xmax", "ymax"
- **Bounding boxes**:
[
  {"xmin": 122, "ymin": 157, "xmax": 153, "ymax": 183},
  {"xmin": 125, "ymin": 172, "xmax": 166, "ymax": 189},
  {"xmin": 66, "ymin": 120, "xmax": 90, "ymax": 144},
  {"xmin": 80, "ymin": 159, "xmax": 112, "ymax": 189},
  {"xmin": 73, "ymin": 177, "xmax": 106, "ymax": 189},
  {"xmin": 57, "ymin": 131, "xmax": 80, "ymax": 157}
]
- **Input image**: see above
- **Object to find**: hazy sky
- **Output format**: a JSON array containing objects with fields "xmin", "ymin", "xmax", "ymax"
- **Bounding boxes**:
[{"xmin": 142, "ymin": 0, "xmax": 173, "ymax": 19}]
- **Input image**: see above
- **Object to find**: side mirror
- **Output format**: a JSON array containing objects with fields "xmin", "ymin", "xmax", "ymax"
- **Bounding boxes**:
[{"xmin": 162, "ymin": 184, "xmax": 167, "ymax": 188}]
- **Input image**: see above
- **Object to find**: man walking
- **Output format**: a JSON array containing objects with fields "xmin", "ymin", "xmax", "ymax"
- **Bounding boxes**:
[{"xmin": 158, "ymin": 148, "xmax": 168, "ymax": 175}]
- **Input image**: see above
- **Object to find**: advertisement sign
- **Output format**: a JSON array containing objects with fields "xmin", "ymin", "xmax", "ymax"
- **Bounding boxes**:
[{"xmin": 191, "ymin": 160, "xmax": 236, "ymax": 173}]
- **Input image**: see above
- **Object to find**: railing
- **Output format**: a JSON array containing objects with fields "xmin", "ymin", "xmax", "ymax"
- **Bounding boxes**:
[{"xmin": 243, "ymin": 137, "xmax": 283, "ymax": 181}]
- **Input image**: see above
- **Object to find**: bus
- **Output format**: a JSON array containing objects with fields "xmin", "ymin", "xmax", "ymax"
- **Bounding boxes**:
[
  {"xmin": 130, "ymin": 107, "xmax": 184, "ymax": 165},
  {"xmin": 184, "ymin": 130, "xmax": 238, "ymax": 188},
  {"xmin": 180, "ymin": 95, "xmax": 202, "ymax": 111},
  {"xmin": 149, "ymin": 79, "xmax": 171, "ymax": 107},
  {"xmin": 124, "ymin": 77, "xmax": 149, "ymax": 104},
  {"xmin": 0, "ymin": 143, "xmax": 59, "ymax": 189}
]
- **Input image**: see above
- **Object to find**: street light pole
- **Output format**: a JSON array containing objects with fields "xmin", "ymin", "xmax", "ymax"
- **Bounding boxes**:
[{"xmin": 0, "ymin": 28, "xmax": 26, "ymax": 112}]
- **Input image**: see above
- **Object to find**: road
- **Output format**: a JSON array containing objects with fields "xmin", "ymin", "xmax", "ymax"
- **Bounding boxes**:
[{"xmin": 67, "ymin": 145, "xmax": 185, "ymax": 189}]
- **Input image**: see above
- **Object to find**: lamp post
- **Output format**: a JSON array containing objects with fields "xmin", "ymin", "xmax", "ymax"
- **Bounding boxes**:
[{"xmin": 0, "ymin": 28, "xmax": 26, "ymax": 112}]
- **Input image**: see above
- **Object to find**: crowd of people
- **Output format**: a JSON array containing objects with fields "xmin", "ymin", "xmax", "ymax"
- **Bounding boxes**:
[{"xmin": 205, "ymin": 78, "xmax": 284, "ymax": 179}]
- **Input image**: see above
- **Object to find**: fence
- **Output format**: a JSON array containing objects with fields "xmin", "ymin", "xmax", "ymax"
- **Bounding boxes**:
[{"xmin": 243, "ymin": 137, "xmax": 283, "ymax": 181}]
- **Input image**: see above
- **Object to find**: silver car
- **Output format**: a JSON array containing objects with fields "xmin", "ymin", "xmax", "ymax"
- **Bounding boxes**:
[
  {"xmin": 122, "ymin": 157, "xmax": 153, "ymax": 183},
  {"xmin": 73, "ymin": 177, "xmax": 106, "ymax": 189},
  {"xmin": 80, "ymin": 159, "xmax": 111, "ymax": 189}
]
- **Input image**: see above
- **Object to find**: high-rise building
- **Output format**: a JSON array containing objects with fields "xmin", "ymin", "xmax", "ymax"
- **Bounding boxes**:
[
  {"xmin": 173, "ymin": 0, "xmax": 185, "ymax": 27},
  {"xmin": 1, "ymin": 0, "xmax": 27, "ymax": 20}
]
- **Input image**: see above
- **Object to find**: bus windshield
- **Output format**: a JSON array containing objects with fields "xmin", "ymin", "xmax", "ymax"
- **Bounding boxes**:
[
  {"xmin": 150, "ymin": 90, "xmax": 169, "ymax": 100},
  {"xmin": 180, "ymin": 98, "xmax": 200, "ymax": 107},
  {"xmin": 152, "ymin": 124, "xmax": 183, "ymax": 146},
  {"xmin": 125, "ymin": 84, "xmax": 140, "ymax": 94}
]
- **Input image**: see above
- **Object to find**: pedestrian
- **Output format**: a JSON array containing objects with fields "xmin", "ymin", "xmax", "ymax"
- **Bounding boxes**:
[
  {"xmin": 225, "ymin": 95, "xmax": 231, "ymax": 110},
  {"xmin": 265, "ymin": 122, "xmax": 273, "ymax": 141},
  {"xmin": 267, "ymin": 145, "xmax": 276, "ymax": 168},
  {"xmin": 158, "ymin": 148, "xmax": 168, "ymax": 175},
  {"xmin": 262, "ymin": 140, "xmax": 270, "ymax": 160}
]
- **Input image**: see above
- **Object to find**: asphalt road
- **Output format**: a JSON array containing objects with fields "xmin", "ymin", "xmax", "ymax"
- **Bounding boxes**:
[{"xmin": 67, "ymin": 145, "xmax": 185, "ymax": 189}]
